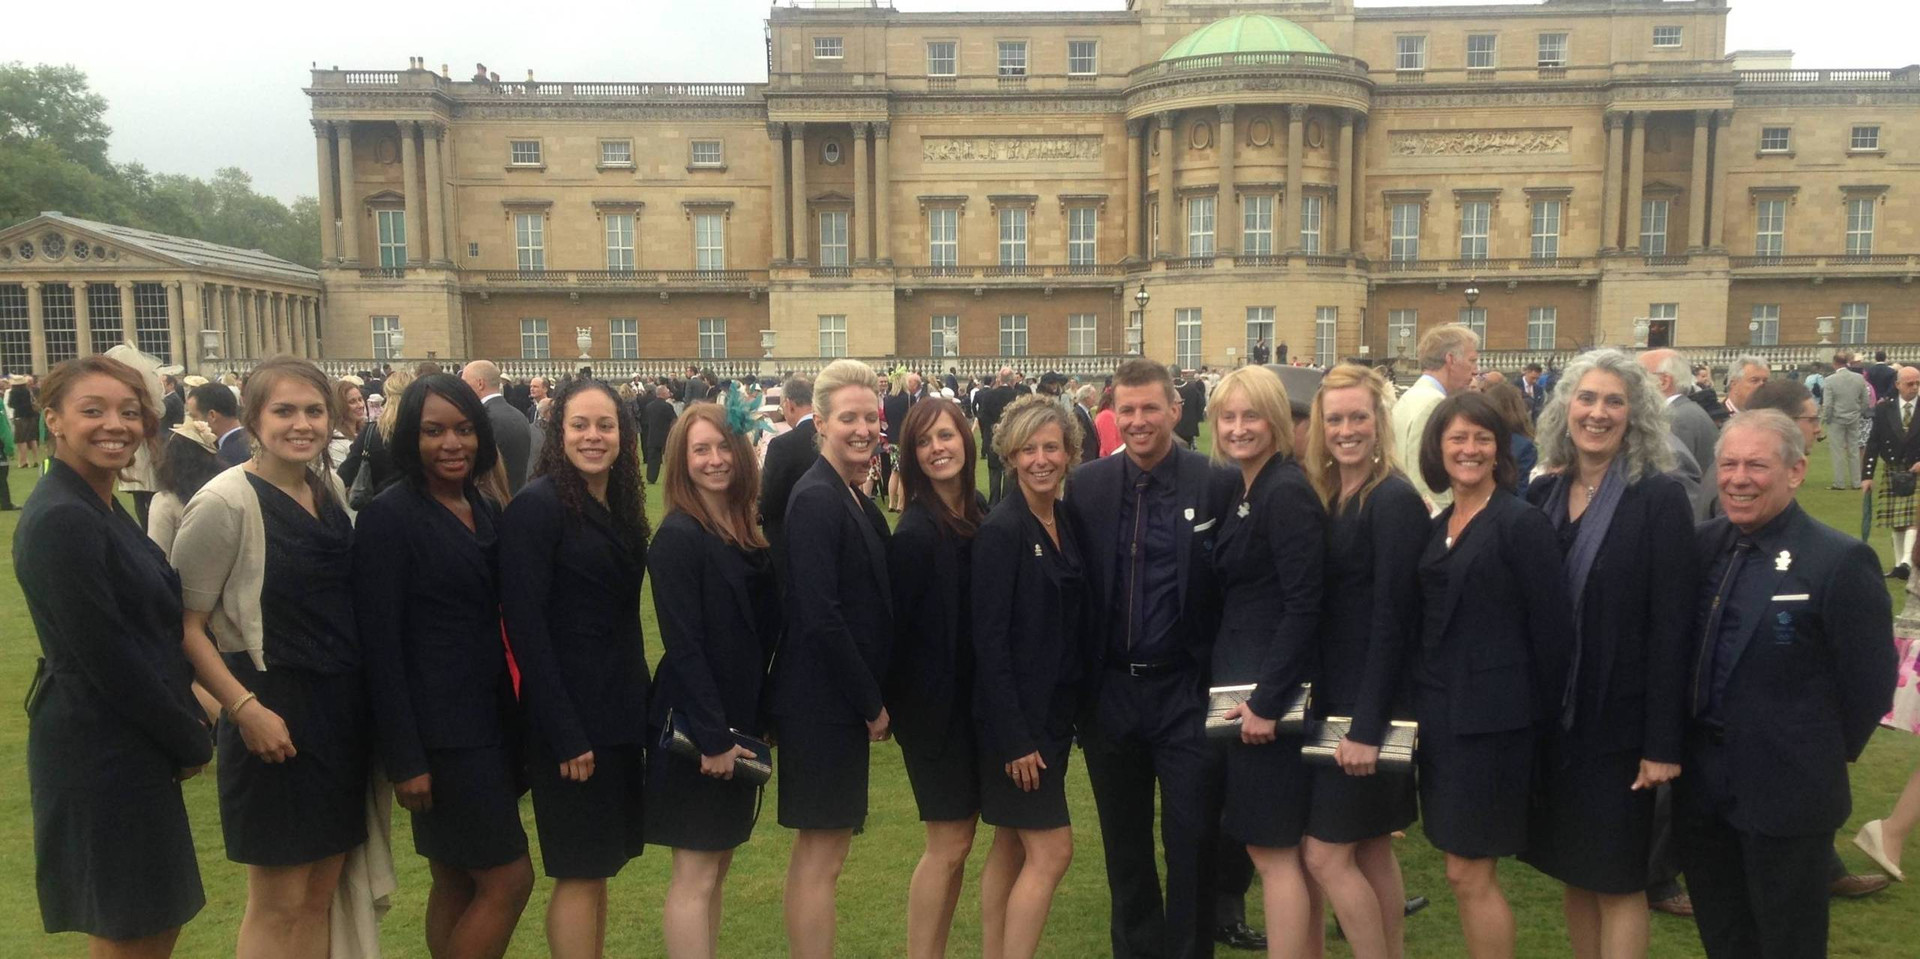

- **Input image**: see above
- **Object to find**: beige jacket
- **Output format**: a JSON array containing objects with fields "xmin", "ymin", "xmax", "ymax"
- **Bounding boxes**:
[{"xmin": 1390, "ymin": 374, "xmax": 1451, "ymax": 510}]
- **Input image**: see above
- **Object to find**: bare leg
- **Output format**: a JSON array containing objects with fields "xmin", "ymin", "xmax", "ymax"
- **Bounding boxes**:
[
  {"xmin": 1444, "ymin": 854, "xmax": 1514, "ymax": 959},
  {"xmin": 978, "ymin": 826, "xmax": 1025, "ymax": 959},
  {"xmin": 1354, "ymin": 837, "xmax": 1408, "ymax": 959},
  {"xmin": 87, "ymin": 927, "xmax": 181, "ymax": 959},
  {"xmin": 1302, "ymin": 837, "xmax": 1390, "ymax": 959},
  {"xmin": 237, "ymin": 855, "xmax": 346, "ymax": 959},
  {"xmin": 546, "ymin": 878, "xmax": 609, "ymax": 959},
  {"xmin": 707, "ymin": 851, "xmax": 733, "ymax": 947},
  {"xmin": 999, "ymin": 827, "xmax": 1074, "ymax": 959},
  {"xmin": 440, "ymin": 856, "xmax": 533, "ymax": 959},
  {"xmin": 1877, "ymin": 762, "xmax": 1920, "ymax": 871},
  {"xmin": 1562, "ymin": 886, "xmax": 1600, "ymax": 959},
  {"xmin": 784, "ymin": 828, "xmax": 853, "ymax": 959},
  {"xmin": 664, "ymin": 849, "xmax": 730, "ymax": 959},
  {"xmin": 425, "ymin": 860, "xmax": 477, "ymax": 957},
  {"xmin": 1593, "ymin": 890, "xmax": 1649, "ymax": 959},
  {"xmin": 907, "ymin": 818, "xmax": 977, "ymax": 959},
  {"xmin": 1248, "ymin": 844, "xmax": 1314, "ymax": 959}
]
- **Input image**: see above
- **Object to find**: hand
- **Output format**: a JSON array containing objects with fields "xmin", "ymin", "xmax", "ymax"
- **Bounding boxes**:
[
  {"xmin": 700, "ymin": 744, "xmax": 756, "ymax": 781},
  {"xmin": 234, "ymin": 701, "xmax": 296, "ymax": 763},
  {"xmin": 1335, "ymin": 737, "xmax": 1380, "ymax": 777},
  {"xmin": 394, "ymin": 773, "xmax": 433, "ymax": 812},
  {"xmin": 1631, "ymin": 759, "xmax": 1681, "ymax": 791},
  {"xmin": 1006, "ymin": 751, "xmax": 1047, "ymax": 792},
  {"xmin": 176, "ymin": 765, "xmax": 203, "ymax": 782},
  {"xmin": 1864, "ymin": 479, "xmax": 1874, "ymax": 492},
  {"xmin": 865, "ymin": 707, "xmax": 892, "ymax": 743},
  {"xmin": 560, "ymin": 750, "xmax": 596, "ymax": 783},
  {"xmin": 1226, "ymin": 703, "xmax": 1277, "ymax": 745},
  {"xmin": 1907, "ymin": 462, "xmax": 1920, "ymax": 474}
]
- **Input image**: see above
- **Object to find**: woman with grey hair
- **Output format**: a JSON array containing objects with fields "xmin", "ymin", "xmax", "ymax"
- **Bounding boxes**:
[{"xmin": 1520, "ymin": 349, "xmax": 1700, "ymax": 959}]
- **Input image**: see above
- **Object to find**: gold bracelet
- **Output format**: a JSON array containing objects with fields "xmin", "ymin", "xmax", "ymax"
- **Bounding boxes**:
[{"xmin": 225, "ymin": 692, "xmax": 259, "ymax": 722}]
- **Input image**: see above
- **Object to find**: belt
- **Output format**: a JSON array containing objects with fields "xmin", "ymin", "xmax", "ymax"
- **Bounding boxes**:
[{"xmin": 1112, "ymin": 660, "xmax": 1181, "ymax": 678}]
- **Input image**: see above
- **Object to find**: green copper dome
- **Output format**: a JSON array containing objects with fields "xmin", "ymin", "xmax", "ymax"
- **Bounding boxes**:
[{"xmin": 1159, "ymin": 14, "xmax": 1333, "ymax": 60}]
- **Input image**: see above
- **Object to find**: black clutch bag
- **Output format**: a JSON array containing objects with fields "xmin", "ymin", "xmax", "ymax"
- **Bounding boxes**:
[
  {"xmin": 1300, "ymin": 717, "xmax": 1419, "ymax": 773},
  {"xmin": 1204, "ymin": 683, "xmax": 1310, "ymax": 739},
  {"xmin": 660, "ymin": 709, "xmax": 772, "ymax": 786}
]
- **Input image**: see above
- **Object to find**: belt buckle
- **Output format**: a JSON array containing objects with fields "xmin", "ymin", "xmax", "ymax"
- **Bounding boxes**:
[{"xmin": 1128, "ymin": 662, "xmax": 1150, "ymax": 678}]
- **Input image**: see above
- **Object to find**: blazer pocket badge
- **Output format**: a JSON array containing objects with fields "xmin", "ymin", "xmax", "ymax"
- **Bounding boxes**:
[
  {"xmin": 1775, "ymin": 550, "xmax": 1792, "ymax": 572},
  {"xmin": 1773, "ymin": 610, "xmax": 1798, "ymax": 645}
]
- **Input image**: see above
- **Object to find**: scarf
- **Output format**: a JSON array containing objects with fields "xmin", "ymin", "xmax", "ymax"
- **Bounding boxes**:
[{"xmin": 1542, "ymin": 455, "xmax": 1628, "ymax": 731}]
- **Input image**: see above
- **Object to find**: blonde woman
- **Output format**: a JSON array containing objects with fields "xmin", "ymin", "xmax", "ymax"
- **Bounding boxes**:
[{"xmin": 340, "ymin": 369, "xmax": 413, "ymax": 499}]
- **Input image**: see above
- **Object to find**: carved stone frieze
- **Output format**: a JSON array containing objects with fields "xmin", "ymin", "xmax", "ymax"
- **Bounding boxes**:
[
  {"xmin": 892, "ymin": 97, "xmax": 1125, "ymax": 116},
  {"xmin": 1128, "ymin": 76, "xmax": 1368, "ymax": 112},
  {"xmin": 1373, "ymin": 89, "xmax": 1606, "ymax": 109},
  {"xmin": 922, "ymin": 135, "xmax": 1104, "ymax": 162},
  {"xmin": 1735, "ymin": 91, "xmax": 1920, "ymax": 108},
  {"xmin": 1388, "ymin": 128, "xmax": 1571, "ymax": 157},
  {"xmin": 1610, "ymin": 84, "xmax": 1737, "ymax": 102}
]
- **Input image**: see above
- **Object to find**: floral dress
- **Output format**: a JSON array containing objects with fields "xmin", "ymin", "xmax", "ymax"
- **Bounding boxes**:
[{"xmin": 1885, "ymin": 576, "xmax": 1920, "ymax": 735}]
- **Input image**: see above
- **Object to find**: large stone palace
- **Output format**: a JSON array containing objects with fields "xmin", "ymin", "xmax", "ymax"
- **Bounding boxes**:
[{"xmin": 309, "ymin": 0, "xmax": 1920, "ymax": 369}]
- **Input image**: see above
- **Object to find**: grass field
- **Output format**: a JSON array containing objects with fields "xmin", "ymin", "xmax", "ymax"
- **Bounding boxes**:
[{"xmin": 3, "ymin": 429, "xmax": 1918, "ymax": 957}]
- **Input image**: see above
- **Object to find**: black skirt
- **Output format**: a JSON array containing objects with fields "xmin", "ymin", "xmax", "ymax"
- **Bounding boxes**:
[
  {"xmin": 978, "ymin": 735, "xmax": 1072, "ymax": 831},
  {"xmin": 31, "ymin": 764, "xmax": 203, "ymax": 938},
  {"xmin": 1224, "ymin": 734, "xmax": 1313, "ymax": 849},
  {"xmin": 1305, "ymin": 761, "xmax": 1419, "ymax": 845},
  {"xmin": 1520, "ymin": 743, "xmax": 1653, "ymax": 893},
  {"xmin": 217, "ymin": 660, "xmax": 371, "ymax": 866},
  {"xmin": 645, "ymin": 732, "xmax": 765, "ymax": 852},
  {"xmin": 899, "ymin": 717, "xmax": 981, "ymax": 823},
  {"xmin": 776, "ymin": 720, "xmax": 870, "ymax": 831},
  {"xmin": 411, "ymin": 746, "xmax": 529, "ymax": 871},
  {"xmin": 528, "ymin": 743, "xmax": 645, "ymax": 879},
  {"xmin": 1413, "ymin": 692, "xmax": 1533, "ymax": 860}
]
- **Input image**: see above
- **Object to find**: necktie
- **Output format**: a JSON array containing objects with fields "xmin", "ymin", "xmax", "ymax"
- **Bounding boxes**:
[
  {"xmin": 1904, "ymin": 402, "xmax": 1912, "ymax": 431},
  {"xmin": 1694, "ymin": 538, "xmax": 1756, "ymax": 717}
]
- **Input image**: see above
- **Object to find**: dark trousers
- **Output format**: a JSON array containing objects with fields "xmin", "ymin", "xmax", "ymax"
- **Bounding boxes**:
[
  {"xmin": 1213, "ymin": 828, "xmax": 1255, "ymax": 926},
  {"xmin": 130, "ymin": 490, "xmax": 154, "ymax": 530},
  {"xmin": 644, "ymin": 446, "xmax": 664, "ymax": 485},
  {"xmin": 1646, "ymin": 783, "xmax": 1683, "ymax": 901},
  {"xmin": 1082, "ymin": 668, "xmax": 1222, "ymax": 959},
  {"xmin": 985, "ymin": 450, "xmax": 1006, "ymax": 505},
  {"xmin": 0, "ymin": 463, "xmax": 13, "ymax": 508}
]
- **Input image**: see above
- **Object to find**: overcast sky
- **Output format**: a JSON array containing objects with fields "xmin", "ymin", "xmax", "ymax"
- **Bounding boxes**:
[{"xmin": 1, "ymin": 0, "xmax": 1908, "ymax": 204}]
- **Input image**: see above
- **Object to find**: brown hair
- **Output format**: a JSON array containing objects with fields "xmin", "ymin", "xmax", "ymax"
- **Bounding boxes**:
[
  {"xmin": 39, "ymin": 355, "xmax": 162, "ymax": 471},
  {"xmin": 242, "ymin": 356, "xmax": 340, "ymax": 479},
  {"xmin": 332, "ymin": 379, "xmax": 366, "ymax": 436},
  {"xmin": 897, "ymin": 398, "xmax": 983, "ymax": 538},
  {"xmin": 660, "ymin": 403, "xmax": 766, "ymax": 549},
  {"xmin": 1304, "ymin": 363, "xmax": 1399, "ymax": 513},
  {"xmin": 1113, "ymin": 357, "xmax": 1177, "ymax": 404},
  {"xmin": 1418, "ymin": 392, "xmax": 1516, "ymax": 494},
  {"xmin": 1482, "ymin": 381, "xmax": 1535, "ymax": 440}
]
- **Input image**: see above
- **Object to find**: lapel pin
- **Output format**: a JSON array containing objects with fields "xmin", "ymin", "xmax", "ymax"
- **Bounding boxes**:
[
  {"xmin": 1184, "ymin": 507, "xmax": 1195, "ymax": 521},
  {"xmin": 1033, "ymin": 543, "xmax": 1043, "ymax": 557},
  {"xmin": 1237, "ymin": 502, "xmax": 1251, "ymax": 518},
  {"xmin": 1775, "ymin": 550, "xmax": 1792, "ymax": 572}
]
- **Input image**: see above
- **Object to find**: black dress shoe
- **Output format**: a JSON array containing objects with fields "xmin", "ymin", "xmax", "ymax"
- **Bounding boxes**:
[
  {"xmin": 1213, "ymin": 922, "xmax": 1267, "ymax": 951},
  {"xmin": 1891, "ymin": 564, "xmax": 1911, "ymax": 581},
  {"xmin": 1405, "ymin": 896, "xmax": 1430, "ymax": 917}
]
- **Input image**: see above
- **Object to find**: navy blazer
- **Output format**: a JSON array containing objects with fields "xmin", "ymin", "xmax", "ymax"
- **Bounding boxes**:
[
  {"xmin": 646, "ymin": 512, "xmax": 780, "ymax": 756},
  {"xmin": 500, "ymin": 476, "xmax": 650, "ymax": 761},
  {"xmin": 758, "ymin": 417, "xmax": 817, "ymax": 571},
  {"xmin": 971, "ymin": 494, "xmax": 1091, "ymax": 763},
  {"xmin": 1318, "ymin": 475, "xmax": 1428, "ymax": 746},
  {"xmin": 353, "ymin": 482, "xmax": 516, "ymax": 783},
  {"xmin": 17, "ymin": 460, "xmax": 211, "ymax": 780},
  {"xmin": 885, "ymin": 497, "xmax": 980, "ymax": 751},
  {"xmin": 1210, "ymin": 456, "xmax": 1326, "ymax": 720},
  {"xmin": 771, "ymin": 455, "xmax": 893, "ymax": 725},
  {"xmin": 1065, "ymin": 445, "xmax": 1236, "ymax": 681},
  {"xmin": 1415, "ymin": 490, "xmax": 1574, "ymax": 736},
  {"xmin": 484, "ymin": 395, "xmax": 532, "ymax": 493},
  {"xmin": 1072, "ymin": 405, "xmax": 1099, "ymax": 465},
  {"xmin": 1526, "ymin": 471, "xmax": 1698, "ymax": 762},
  {"xmin": 1683, "ymin": 502, "xmax": 1894, "ymax": 836},
  {"xmin": 217, "ymin": 427, "xmax": 250, "ymax": 467}
]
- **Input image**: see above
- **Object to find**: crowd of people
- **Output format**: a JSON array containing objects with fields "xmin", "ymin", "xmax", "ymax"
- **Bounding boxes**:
[{"xmin": 10, "ymin": 328, "xmax": 1914, "ymax": 959}]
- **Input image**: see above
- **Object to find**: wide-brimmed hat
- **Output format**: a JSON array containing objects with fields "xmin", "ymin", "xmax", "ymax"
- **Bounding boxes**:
[
  {"xmin": 7, "ymin": 375, "xmax": 28, "ymax": 386},
  {"xmin": 182, "ymin": 375, "xmax": 209, "ymax": 388}
]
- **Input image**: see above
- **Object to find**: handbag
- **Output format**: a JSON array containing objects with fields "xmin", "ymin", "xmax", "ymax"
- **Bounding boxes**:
[
  {"xmin": 660, "ymin": 709, "xmax": 772, "ymax": 786},
  {"xmin": 1891, "ymin": 470, "xmax": 1916, "ymax": 498},
  {"xmin": 1300, "ymin": 717, "xmax": 1419, "ymax": 774},
  {"xmin": 23, "ymin": 657, "xmax": 47, "ymax": 717},
  {"xmin": 1204, "ymin": 683, "xmax": 1310, "ymax": 739}
]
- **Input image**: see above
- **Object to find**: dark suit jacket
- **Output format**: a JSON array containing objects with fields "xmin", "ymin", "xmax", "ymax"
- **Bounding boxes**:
[
  {"xmin": 1072, "ymin": 404, "xmax": 1099, "ymax": 465},
  {"xmin": 1175, "ymin": 379, "xmax": 1207, "ymax": 441},
  {"xmin": 1318, "ymin": 475, "xmax": 1428, "ymax": 745},
  {"xmin": 1868, "ymin": 362, "xmax": 1898, "ymax": 401},
  {"xmin": 484, "ymin": 394, "xmax": 532, "ymax": 492},
  {"xmin": 1415, "ymin": 490, "xmax": 1574, "ymax": 736},
  {"xmin": 641, "ymin": 396, "xmax": 678, "ymax": 455},
  {"xmin": 970, "ymin": 494, "xmax": 1091, "ymax": 763},
  {"xmin": 757, "ymin": 417, "xmax": 816, "ymax": 572},
  {"xmin": 1525, "ymin": 472, "xmax": 1697, "ymax": 762},
  {"xmin": 886, "ymin": 498, "xmax": 978, "ymax": 751},
  {"xmin": 771, "ymin": 456, "xmax": 893, "ymax": 725},
  {"xmin": 974, "ymin": 386, "xmax": 1015, "ymax": 452},
  {"xmin": 646, "ymin": 512, "xmax": 780, "ymax": 755},
  {"xmin": 1684, "ymin": 503, "xmax": 1895, "ymax": 835},
  {"xmin": 500, "ymin": 476, "xmax": 650, "ymax": 761},
  {"xmin": 1863, "ymin": 396, "xmax": 1920, "ymax": 481},
  {"xmin": 1210, "ymin": 456, "xmax": 1325, "ymax": 719},
  {"xmin": 162, "ymin": 391, "xmax": 185, "ymax": 432},
  {"xmin": 882, "ymin": 391, "xmax": 911, "ymax": 444},
  {"xmin": 353, "ymin": 482, "xmax": 516, "ymax": 783},
  {"xmin": 216, "ymin": 426, "xmax": 250, "ymax": 467}
]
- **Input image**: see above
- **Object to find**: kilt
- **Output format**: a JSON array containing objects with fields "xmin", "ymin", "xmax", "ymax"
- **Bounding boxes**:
[{"xmin": 1876, "ymin": 487, "xmax": 1916, "ymax": 529}]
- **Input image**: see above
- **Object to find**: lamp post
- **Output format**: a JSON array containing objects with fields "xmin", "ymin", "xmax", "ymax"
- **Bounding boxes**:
[
  {"xmin": 1128, "ymin": 282, "xmax": 1150, "ymax": 356},
  {"xmin": 1463, "ymin": 279, "xmax": 1481, "ymax": 309}
]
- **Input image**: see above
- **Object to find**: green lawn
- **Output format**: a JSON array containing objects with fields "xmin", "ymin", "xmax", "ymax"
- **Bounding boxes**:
[{"xmin": 3, "ymin": 433, "xmax": 1918, "ymax": 957}]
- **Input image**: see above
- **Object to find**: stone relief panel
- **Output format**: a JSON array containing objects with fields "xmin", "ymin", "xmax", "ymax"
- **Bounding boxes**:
[
  {"xmin": 921, "ymin": 135, "xmax": 1104, "ymax": 162},
  {"xmin": 1388, "ymin": 128, "xmax": 1571, "ymax": 157}
]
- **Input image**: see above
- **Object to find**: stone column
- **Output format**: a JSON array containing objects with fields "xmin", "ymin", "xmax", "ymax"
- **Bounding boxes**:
[
  {"xmin": 233, "ymin": 289, "xmax": 248, "ymax": 359},
  {"xmin": 423, "ymin": 122, "xmax": 449, "ymax": 265},
  {"xmin": 1156, "ymin": 112, "xmax": 1176, "ymax": 258},
  {"xmin": 166, "ymin": 282, "xmax": 184, "ymax": 365},
  {"xmin": 218, "ymin": 286, "xmax": 234, "ymax": 360},
  {"xmin": 1599, "ymin": 113, "xmax": 1625, "ymax": 253},
  {"xmin": 313, "ymin": 121, "xmax": 337, "ymax": 264},
  {"xmin": 1709, "ymin": 110, "xmax": 1733, "ymax": 251},
  {"xmin": 768, "ymin": 123, "xmax": 789, "ymax": 263},
  {"xmin": 336, "ymin": 123, "xmax": 360, "ymax": 266},
  {"xmin": 1624, "ymin": 112, "xmax": 1648, "ymax": 253},
  {"xmin": 1336, "ymin": 111, "xmax": 1355, "ymax": 255},
  {"xmin": 116, "ymin": 281, "xmax": 135, "ymax": 348},
  {"xmin": 1216, "ymin": 105, "xmax": 1237, "ymax": 256},
  {"xmin": 873, "ymin": 122, "xmax": 892, "ymax": 264},
  {"xmin": 258, "ymin": 292, "xmax": 270, "ymax": 356},
  {"xmin": 1686, "ymin": 110, "xmax": 1712, "ymax": 252},
  {"xmin": 788, "ymin": 123, "xmax": 809, "ymax": 265},
  {"xmin": 1352, "ymin": 117, "xmax": 1367, "ymax": 256},
  {"xmin": 1125, "ymin": 119, "xmax": 1144, "ymax": 261},
  {"xmin": 1285, "ymin": 104, "xmax": 1307, "ymax": 254},
  {"xmin": 24, "ymin": 281, "xmax": 45, "ymax": 373},
  {"xmin": 73, "ymin": 281, "xmax": 91, "ymax": 356},
  {"xmin": 398, "ymin": 122, "xmax": 422, "ymax": 267},
  {"xmin": 853, "ymin": 122, "xmax": 872, "ymax": 264}
]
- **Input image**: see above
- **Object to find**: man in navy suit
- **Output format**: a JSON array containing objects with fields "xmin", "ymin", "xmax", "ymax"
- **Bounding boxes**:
[
  {"xmin": 757, "ymin": 375, "xmax": 816, "ymax": 588},
  {"xmin": 189, "ymin": 382, "xmax": 248, "ymax": 467},
  {"xmin": 1067, "ymin": 357, "xmax": 1233, "ymax": 959},
  {"xmin": 1679, "ymin": 410, "xmax": 1894, "ymax": 959}
]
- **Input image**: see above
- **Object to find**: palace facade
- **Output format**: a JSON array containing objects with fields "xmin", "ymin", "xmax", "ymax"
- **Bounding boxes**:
[{"xmin": 304, "ymin": 0, "xmax": 1920, "ymax": 372}]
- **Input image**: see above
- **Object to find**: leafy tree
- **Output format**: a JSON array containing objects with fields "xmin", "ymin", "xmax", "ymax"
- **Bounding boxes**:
[{"xmin": 0, "ymin": 62, "xmax": 114, "ymax": 175}]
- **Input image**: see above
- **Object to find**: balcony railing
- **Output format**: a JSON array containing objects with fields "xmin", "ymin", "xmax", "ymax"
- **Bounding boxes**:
[
  {"xmin": 1729, "ymin": 253, "xmax": 1917, "ymax": 270},
  {"xmin": 468, "ymin": 269, "xmax": 766, "ymax": 288},
  {"xmin": 358, "ymin": 267, "xmax": 407, "ymax": 279},
  {"xmin": 308, "ymin": 69, "xmax": 762, "ymax": 101},
  {"xmin": 1368, "ymin": 256, "xmax": 1595, "ymax": 276},
  {"xmin": 1737, "ymin": 67, "xmax": 1920, "ymax": 84},
  {"xmin": 896, "ymin": 263, "xmax": 1124, "ymax": 281},
  {"xmin": 1133, "ymin": 50, "xmax": 1371, "ymax": 83}
]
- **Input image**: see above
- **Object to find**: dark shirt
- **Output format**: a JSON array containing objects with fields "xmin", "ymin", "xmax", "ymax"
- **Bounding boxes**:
[
  {"xmin": 249, "ymin": 473, "xmax": 358, "ymax": 674},
  {"xmin": 1052, "ymin": 517, "xmax": 1088, "ymax": 687},
  {"xmin": 1700, "ymin": 517, "xmax": 1787, "ymax": 721},
  {"xmin": 1112, "ymin": 452, "xmax": 1181, "ymax": 662}
]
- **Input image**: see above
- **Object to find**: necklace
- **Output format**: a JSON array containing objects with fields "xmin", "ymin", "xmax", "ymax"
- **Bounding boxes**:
[{"xmin": 1037, "ymin": 512, "xmax": 1056, "ymax": 527}]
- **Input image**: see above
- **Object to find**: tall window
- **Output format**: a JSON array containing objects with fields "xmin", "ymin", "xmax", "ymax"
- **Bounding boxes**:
[
  {"xmin": 1068, "ymin": 313, "xmax": 1098, "ymax": 355},
  {"xmin": 926, "ymin": 41, "xmax": 956, "ymax": 76},
  {"xmin": 1068, "ymin": 41, "xmax": 1098, "ymax": 75},
  {"xmin": 1389, "ymin": 203, "xmax": 1421, "ymax": 262},
  {"xmin": 695, "ymin": 213, "xmax": 725, "ymax": 270},
  {"xmin": 600, "ymin": 140, "xmax": 633, "ymax": 166},
  {"xmin": 1149, "ymin": 202, "xmax": 1160, "ymax": 258},
  {"xmin": 1648, "ymin": 302, "xmax": 1678, "ymax": 344},
  {"xmin": 0, "ymin": 285, "xmax": 28, "ymax": 374},
  {"xmin": 1388, "ymin": 310, "xmax": 1418, "ymax": 352},
  {"xmin": 929, "ymin": 208, "xmax": 958, "ymax": 267},
  {"xmin": 1652, "ymin": 26, "xmax": 1683, "ymax": 48},
  {"xmin": 509, "ymin": 140, "xmax": 542, "ymax": 165},
  {"xmin": 133, "ymin": 283, "xmax": 170, "ymax": 362},
  {"xmin": 1175, "ymin": 308, "xmax": 1203, "ymax": 369},
  {"xmin": 1846, "ymin": 197, "xmax": 1875, "ymax": 255},
  {"xmin": 813, "ymin": 37, "xmax": 843, "ymax": 59},
  {"xmin": 1640, "ymin": 199, "xmax": 1669, "ymax": 255},
  {"xmin": 1069, "ymin": 206, "xmax": 1099, "ymax": 266},
  {"xmin": 609, "ymin": 318, "xmax": 638, "ymax": 359},
  {"xmin": 1530, "ymin": 199, "xmax": 1562, "ymax": 260},
  {"xmin": 520, "ymin": 318, "xmax": 550, "ymax": 359},
  {"xmin": 1299, "ymin": 195, "xmax": 1324, "ymax": 254},
  {"xmin": 1396, "ymin": 36, "xmax": 1426, "ymax": 71},
  {"xmin": 371, "ymin": 315, "xmax": 401, "ymax": 361},
  {"xmin": 1246, "ymin": 307, "xmax": 1275, "ymax": 357},
  {"xmin": 1467, "ymin": 34, "xmax": 1498, "ymax": 70},
  {"xmin": 699, "ymin": 318, "xmax": 727, "ymax": 359},
  {"xmin": 818, "ymin": 315, "xmax": 847, "ymax": 358},
  {"xmin": 515, "ymin": 213, "xmax": 545, "ymax": 271},
  {"xmin": 1314, "ymin": 307, "xmax": 1338, "ymax": 367},
  {"xmin": 998, "ymin": 41, "xmax": 1028, "ymax": 77},
  {"xmin": 41, "ymin": 283, "xmax": 77, "ymax": 363},
  {"xmin": 1759, "ymin": 127, "xmax": 1790, "ymax": 153},
  {"xmin": 376, "ymin": 209, "xmax": 407, "ymax": 269},
  {"xmin": 1187, "ymin": 196, "xmax": 1216, "ymax": 257},
  {"xmin": 1458, "ymin": 307, "xmax": 1487, "ymax": 340},
  {"xmin": 819, "ymin": 210, "xmax": 849, "ymax": 267},
  {"xmin": 1851, "ymin": 125, "xmax": 1882, "ymax": 151},
  {"xmin": 1840, "ymin": 302, "xmax": 1870, "ymax": 344},
  {"xmin": 999, "ymin": 208, "xmax": 1027, "ymax": 266},
  {"xmin": 1459, "ymin": 201, "xmax": 1490, "ymax": 260},
  {"xmin": 999, "ymin": 314, "xmax": 1029, "ymax": 356},
  {"xmin": 88, "ymin": 284, "xmax": 121, "ymax": 356},
  {"xmin": 1755, "ymin": 199, "xmax": 1786, "ymax": 257},
  {"xmin": 930, "ymin": 315, "xmax": 959, "ymax": 356},
  {"xmin": 1526, "ymin": 306, "xmax": 1557, "ymax": 350},
  {"xmin": 605, "ymin": 213, "xmax": 635, "ymax": 271},
  {"xmin": 1750, "ymin": 304, "xmax": 1779, "ymax": 346},
  {"xmin": 1537, "ymin": 33, "xmax": 1568, "ymax": 68},
  {"xmin": 1243, "ymin": 194, "xmax": 1274, "ymax": 255}
]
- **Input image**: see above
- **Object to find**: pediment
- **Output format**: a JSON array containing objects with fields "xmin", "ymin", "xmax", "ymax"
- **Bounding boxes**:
[{"xmin": 0, "ymin": 218, "xmax": 180, "ymax": 273}]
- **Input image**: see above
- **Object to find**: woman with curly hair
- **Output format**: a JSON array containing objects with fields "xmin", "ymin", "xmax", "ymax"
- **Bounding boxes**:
[{"xmin": 501, "ymin": 376, "xmax": 652, "ymax": 958}]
